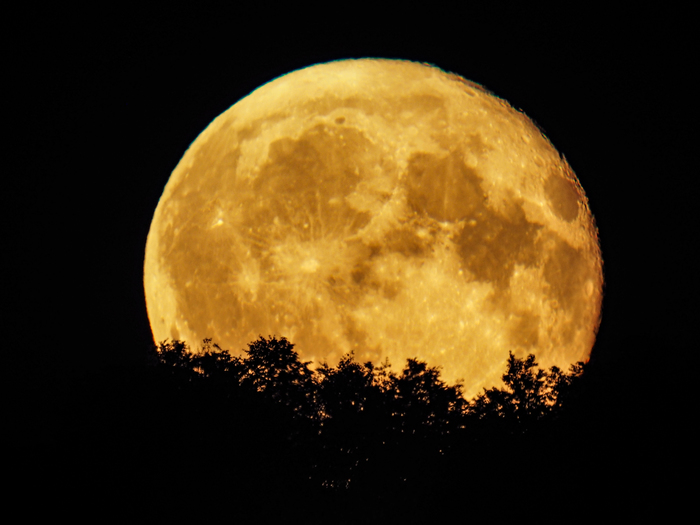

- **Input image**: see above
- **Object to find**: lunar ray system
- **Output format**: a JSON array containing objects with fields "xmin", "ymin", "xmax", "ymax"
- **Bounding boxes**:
[{"xmin": 144, "ymin": 59, "xmax": 602, "ymax": 399}]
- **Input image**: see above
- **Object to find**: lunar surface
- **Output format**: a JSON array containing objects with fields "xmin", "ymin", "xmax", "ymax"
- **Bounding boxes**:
[{"xmin": 144, "ymin": 59, "xmax": 602, "ymax": 398}]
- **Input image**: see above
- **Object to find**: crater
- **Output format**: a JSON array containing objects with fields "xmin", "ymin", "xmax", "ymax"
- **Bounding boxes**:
[
  {"xmin": 405, "ymin": 151, "xmax": 484, "ymax": 222},
  {"xmin": 543, "ymin": 234, "xmax": 590, "ymax": 312},
  {"xmin": 455, "ymin": 199, "xmax": 542, "ymax": 289},
  {"xmin": 541, "ymin": 232, "xmax": 599, "ymax": 344},
  {"xmin": 158, "ymin": 189, "xmax": 248, "ymax": 345},
  {"xmin": 382, "ymin": 227, "xmax": 428, "ymax": 257},
  {"xmin": 169, "ymin": 324, "xmax": 180, "ymax": 342},
  {"xmin": 405, "ymin": 150, "xmax": 543, "ymax": 289},
  {"xmin": 399, "ymin": 93, "xmax": 446, "ymax": 114},
  {"xmin": 245, "ymin": 123, "xmax": 375, "ymax": 239},
  {"xmin": 509, "ymin": 311, "xmax": 540, "ymax": 349},
  {"xmin": 545, "ymin": 170, "xmax": 580, "ymax": 222},
  {"xmin": 351, "ymin": 265, "xmax": 369, "ymax": 284}
]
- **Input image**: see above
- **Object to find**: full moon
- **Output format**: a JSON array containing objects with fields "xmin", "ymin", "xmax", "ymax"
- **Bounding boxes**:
[{"xmin": 144, "ymin": 59, "xmax": 602, "ymax": 398}]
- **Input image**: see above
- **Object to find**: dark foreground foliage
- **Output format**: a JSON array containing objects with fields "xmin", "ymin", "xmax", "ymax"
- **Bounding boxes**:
[{"xmin": 26, "ymin": 336, "xmax": 597, "ymax": 522}]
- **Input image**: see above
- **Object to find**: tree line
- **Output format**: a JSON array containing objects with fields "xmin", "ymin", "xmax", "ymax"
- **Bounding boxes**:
[
  {"xmin": 148, "ymin": 337, "xmax": 587, "ymax": 505},
  {"xmin": 152, "ymin": 335, "xmax": 586, "ymax": 430},
  {"xmin": 35, "ymin": 335, "xmax": 594, "ymax": 522}
]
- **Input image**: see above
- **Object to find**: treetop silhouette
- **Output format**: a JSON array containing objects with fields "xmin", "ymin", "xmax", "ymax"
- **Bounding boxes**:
[
  {"xmin": 468, "ymin": 351, "xmax": 586, "ymax": 425},
  {"xmin": 49, "ymin": 334, "xmax": 593, "ymax": 521},
  {"xmin": 152, "ymin": 336, "xmax": 585, "ymax": 429}
]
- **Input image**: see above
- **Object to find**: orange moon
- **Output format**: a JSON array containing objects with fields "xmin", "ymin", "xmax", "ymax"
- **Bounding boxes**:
[{"xmin": 144, "ymin": 59, "xmax": 602, "ymax": 398}]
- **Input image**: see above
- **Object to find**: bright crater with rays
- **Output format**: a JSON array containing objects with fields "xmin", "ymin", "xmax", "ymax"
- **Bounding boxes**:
[{"xmin": 144, "ymin": 59, "xmax": 602, "ymax": 398}]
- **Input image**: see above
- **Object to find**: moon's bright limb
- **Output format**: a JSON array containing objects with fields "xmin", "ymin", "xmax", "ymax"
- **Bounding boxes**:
[{"xmin": 144, "ymin": 59, "xmax": 602, "ymax": 398}]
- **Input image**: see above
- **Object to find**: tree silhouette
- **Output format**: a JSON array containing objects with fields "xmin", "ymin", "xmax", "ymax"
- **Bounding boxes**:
[
  {"xmin": 148, "ymin": 338, "xmax": 586, "ymax": 442},
  {"xmin": 191, "ymin": 338, "xmax": 242, "ymax": 378},
  {"xmin": 389, "ymin": 358, "xmax": 467, "ymax": 435},
  {"xmin": 132, "ymin": 337, "xmax": 591, "ymax": 520},
  {"xmin": 313, "ymin": 353, "xmax": 394, "ymax": 489},
  {"xmin": 34, "ymin": 334, "xmax": 595, "ymax": 522},
  {"xmin": 238, "ymin": 335, "xmax": 317, "ymax": 416},
  {"xmin": 152, "ymin": 338, "xmax": 193, "ymax": 370},
  {"xmin": 468, "ymin": 351, "xmax": 586, "ymax": 427}
]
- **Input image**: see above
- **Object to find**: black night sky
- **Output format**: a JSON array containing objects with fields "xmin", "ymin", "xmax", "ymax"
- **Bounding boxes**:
[{"xmin": 9, "ymin": 4, "xmax": 691, "ymax": 519}]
